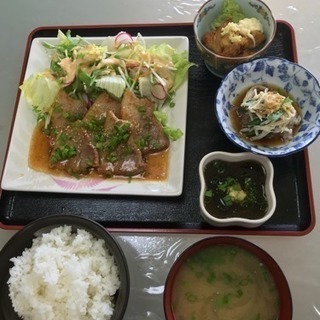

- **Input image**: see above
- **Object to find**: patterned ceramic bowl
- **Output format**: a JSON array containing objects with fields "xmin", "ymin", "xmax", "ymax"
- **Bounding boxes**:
[
  {"xmin": 193, "ymin": 0, "xmax": 276, "ymax": 77},
  {"xmin": 216, "ymin": 57, "xmax": 320, "ymax": 156}
]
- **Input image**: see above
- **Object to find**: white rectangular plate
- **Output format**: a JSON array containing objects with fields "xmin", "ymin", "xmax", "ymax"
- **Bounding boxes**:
[{"xmin": 1, "ymin": 35, "xmax": 189, "ymax": 196}]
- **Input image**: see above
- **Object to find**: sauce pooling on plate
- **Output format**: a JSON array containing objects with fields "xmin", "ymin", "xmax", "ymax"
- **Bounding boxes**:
[
  {"xmin": 28, "ymin": 123, "xmax": 169, "ymax": 181},
  {"xmin": 203, "ymin": 159, "xmax": 268, "ymax": 219},
  {"xmin": 171, "ymin": 245, "xmax": 280, "ymax": 320}
]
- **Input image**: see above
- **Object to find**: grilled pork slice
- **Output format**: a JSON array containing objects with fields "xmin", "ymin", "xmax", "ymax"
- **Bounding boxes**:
[
  {"xmin": 83, "ymin": 92, "xmax": 121, "ymax": 122},
  {"xmin": 97, "ymin": 111, "xmax": 146, "ymax": 177},
  {"xmin": 120, "ymin": 90, "xmax": 169, "ymax": 155},
  {"xmin": 50, "ymin": 90, "xmax": 88, "ymax": 131},
  {"xmin": 49, "ymin": 123, "xmax": 99, "ymax": 175}
]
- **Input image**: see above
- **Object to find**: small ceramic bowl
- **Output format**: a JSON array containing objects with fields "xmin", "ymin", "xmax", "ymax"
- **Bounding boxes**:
[
  {"xmin": 199, "ymin": 151, "xmax": 276, "ymax": 228},
  {"xmin": 0, "ymin": 215, "xmax": 130, "ymax": 320},
  {"xmin": 193, "ymin": 0, "xmax": 276, "ymax": 77},
  {"xmin": 164, "ymin": 236, "xmax": 292, "ymax": 320},
  {"xmin": 215, "ymin": 57, "xmax": 320, "ymax": 156}
]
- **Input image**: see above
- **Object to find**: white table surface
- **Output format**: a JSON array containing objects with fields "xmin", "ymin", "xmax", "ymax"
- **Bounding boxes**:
[{"xmin": 0, "ymin": 0, "xmax": 319, "ymax": 319}]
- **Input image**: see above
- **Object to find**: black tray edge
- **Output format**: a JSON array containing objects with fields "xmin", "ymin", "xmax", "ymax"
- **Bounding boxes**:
[{"xmin": 0, "ymin": 21, "xmax": 316, "ymax": 236}]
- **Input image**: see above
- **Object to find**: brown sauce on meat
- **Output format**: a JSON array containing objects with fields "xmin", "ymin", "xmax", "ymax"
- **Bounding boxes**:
[{"xmin": 28, "ymin": 125, "xmax": 168, "ymax": 181}]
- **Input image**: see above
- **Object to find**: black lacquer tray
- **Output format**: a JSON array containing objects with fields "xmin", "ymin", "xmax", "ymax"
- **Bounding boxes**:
[{"xmin": 0, "ymin": 21, "xmax": 315, "ymax": 235}]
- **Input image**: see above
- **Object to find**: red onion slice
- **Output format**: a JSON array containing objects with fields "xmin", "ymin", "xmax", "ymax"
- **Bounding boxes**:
[
  {"xmin": 151, "ymin": 83, "xmax": 167, "ymax": 100},
  {"xmin": 114, "ymin": 31, "xmax": 133, "ymax": 47}
]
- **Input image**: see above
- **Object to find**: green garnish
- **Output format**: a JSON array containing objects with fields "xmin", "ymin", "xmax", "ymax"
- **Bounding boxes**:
[
  {"xmin": 185, "ymin": 292, "xmax": 198, "ymax": 303},
  {"xmin": 223, "ymin": 194, "xmax": 233, "ymax": 207},
  {"xmin": 205, "ymin": 189, "xmax": 213, "ymax": 198},
  {"xmin": 50, "ymin": 144, "xmax": 77, "ymax": 163},
  {"xmin": 267, "ymin": 109, "xmax": 284, "ymax": 122},
  {"xmin": 154, "ymin": 110, "xmax": 183, "ymax": 141},
  {"xmin": 106, "ymin": 123, "xmax": 131, "ymax": 152},
  {"xmin": 212, "ymin": 0, "xmax": 246, "ymax": 28}
]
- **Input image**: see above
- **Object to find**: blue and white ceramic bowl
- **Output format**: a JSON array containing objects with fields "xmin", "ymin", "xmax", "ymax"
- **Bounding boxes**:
[{"xmin": 216, "ymin": 57, "xmax": 320, "ymax": 156}]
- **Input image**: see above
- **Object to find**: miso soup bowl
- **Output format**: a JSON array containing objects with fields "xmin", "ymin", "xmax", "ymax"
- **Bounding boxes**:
[
  {"xmin": 193, "ymin": 0, "xmax": 276, "ymax": 77},
  {"xmin": 164, "ymin": 236, "xmax": 292, "ymax": 319},
  {"xmin": 199, "ymin": 151, "xmax": 276, "ymax": 228}
]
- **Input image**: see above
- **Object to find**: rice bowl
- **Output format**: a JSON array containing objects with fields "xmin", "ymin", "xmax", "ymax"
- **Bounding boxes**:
[{"xmin": 0, "ymin": 215, "xmax": 130, "ymax": 320}]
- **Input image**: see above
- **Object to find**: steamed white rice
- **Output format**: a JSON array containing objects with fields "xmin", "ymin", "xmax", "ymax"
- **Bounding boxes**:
[{"xmin": 7, "ymin": 225, "xmax": 121, "ymax": 320}]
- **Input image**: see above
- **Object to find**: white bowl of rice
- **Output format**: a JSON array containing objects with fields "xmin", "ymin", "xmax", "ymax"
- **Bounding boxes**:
[{"xmin": 0, "ymin": 215, "xmax": 130, "ymax": 320}]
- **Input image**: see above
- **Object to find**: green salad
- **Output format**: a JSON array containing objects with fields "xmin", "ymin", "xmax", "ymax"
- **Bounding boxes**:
[{"xmin": 20, "ymin": 30, "xmax": 195, "ymax": 139}]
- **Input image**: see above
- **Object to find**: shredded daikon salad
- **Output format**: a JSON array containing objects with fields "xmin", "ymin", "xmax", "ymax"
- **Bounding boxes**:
[
  {"xmin": 239, "ymin": 85, "xmax": 301, "ymax": 141},
  {"xmin": 20, "ymin": 30, "xmax": 195, "ymax": 134}
]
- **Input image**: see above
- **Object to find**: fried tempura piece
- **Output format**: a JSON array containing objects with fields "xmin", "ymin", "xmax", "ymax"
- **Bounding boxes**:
[{"xmin": 202, "ymin": 19, "xmax": 266, "ymax": 57}]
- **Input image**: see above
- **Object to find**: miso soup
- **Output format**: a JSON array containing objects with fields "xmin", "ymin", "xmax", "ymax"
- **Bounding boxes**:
[{"xmin": 171, "ymin": 245, "xmax": 280, "ymax": 320}]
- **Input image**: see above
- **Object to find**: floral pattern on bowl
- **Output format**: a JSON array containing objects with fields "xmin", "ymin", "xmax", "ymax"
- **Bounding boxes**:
[
  {"xmin": 193, "ymin": 0, "xmax": 276, "ymax": 77},
  {"xmin": 215, "ymin": 56, "xmax": 320, "ymax": 156}
]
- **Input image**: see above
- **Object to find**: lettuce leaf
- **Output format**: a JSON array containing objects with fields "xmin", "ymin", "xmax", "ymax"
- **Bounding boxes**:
[
  {"xmin": 212, "ymin": 0, "xmax": 245, "ymax": 28},
  {"xmin": 171, "ymin": 50, "xmax": 196, "ymax": 92},
  {"xmin": 154, "ymin": 110, "xmax": 183, "ymax": 141},
  {"xmin": 19, "ymin": 72, "xmax": 61, "ymax": 126},
  {"xmin": 95, "ymin": 75, "xmax": 126, "ymax": 99},
  {"xmin": 147, "ymin": 43, "xmax": 196, "ymax": 93},
  {"xmin": 163, "ymin": 126, "xmax": 183, "ymax": 141}
]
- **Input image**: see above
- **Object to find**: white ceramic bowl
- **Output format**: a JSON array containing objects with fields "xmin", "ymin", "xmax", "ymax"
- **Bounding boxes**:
[
  {"xmin": 216, "ymin": 57, "xmax": 320, "ymax": 156},
  {"xmin": 199, "ymin": 151, "xmax": 276, "ymax": 228},
  {"xmin": 194, "ymin": 0, "xmax": 276, "ymax": 77}
]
